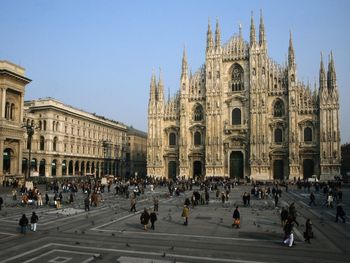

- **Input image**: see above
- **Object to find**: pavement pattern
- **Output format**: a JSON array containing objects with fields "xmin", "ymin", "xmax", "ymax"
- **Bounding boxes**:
[{"xmin": 0, "ymin": 183, "xmax": 349, "ymax": 263}]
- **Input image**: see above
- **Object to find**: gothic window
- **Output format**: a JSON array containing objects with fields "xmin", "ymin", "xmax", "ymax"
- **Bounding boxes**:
[
  {"xmin": 232, "ymin": 108, "xmax": 241, "ymax": 125},
  {"xmin": 193, "ymin": 104, "xmax": 204, "ymax": 121},
  {"xmin": 274, "ymin": 128, "xmax": 283, "ymax": 144},
  {"xmin": 40, "ymin": 136, "xmax": 45, "ymax": 151},
  {"xmin": 169, "ymin": 132, "xmax": 176, "ymax": 147},
  {"xmin": 273, "ymin": 99, "xmax": 284, "ymax": 117},
  {"xmin": 53, "ymin": 137, "xmax": 58, "ymax": 151},
  {"xmin": 231, "ymin": 64, "xmax": 244, "ymax": 91},
  {"xmin": 304, "ymin": 127, "xmax": 312, "ymax": 142},
  {"xmin": 194, "ymin": 131, "xmax": 201, "ymax": 146}
]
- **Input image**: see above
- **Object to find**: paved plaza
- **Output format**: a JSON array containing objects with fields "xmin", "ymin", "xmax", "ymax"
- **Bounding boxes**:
[{"xmin": 0, "ymin": 182, "xmax": 349, "ymax": 263}]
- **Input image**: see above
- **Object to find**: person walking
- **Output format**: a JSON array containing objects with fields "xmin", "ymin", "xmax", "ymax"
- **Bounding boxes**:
[
  {"xmin": 140, "ymin": 208, "xmax": 150, "ymax": 231},
  {"xmin": 309, "ymin": 192, "xmax": 316, "ymax": 206},
  {"xmin": 304, "ymin": 218, "xmax": 313, "ymax": 243},
  {"xmin": 153, "ymin": 196, "xmax": 159, "ymax": 212},
  {"xmin": 281, "ymin": 207, "xmax": 289, "ymax": 227},
  {"xmin": 283, "ymin": 217, "xmax": 295, "ymax": 247},
  {"xmin": 130, "ymin": 197, "xmax": 137, "ymax": 212},
  {"xmin": 232, "ymin": 206, "xmax": 240, "ymax": 229},
  {"xmin": 182, "ymin": 205, "xmax": 189, "ymax": 225},
  {"xmin": 30, "ymin": 212, "xmax": 39, "ymax": 232},
  {"xmin": 150, "ymin": 210, "xmax": 157, "ymax": 230},
  {"xmin": 336, "ymin": 204, "xmax": 346, "ymax": 223},
  {"xmin": 84, "ymin": 196, "xmax": 90, "ymax": 211},
  {"xmin": 274, "ymin": 194, "xmax": 279, "ymax": 208},
  {"xmin": 19, "ymin": 214, "xmax": 29, "ymax": 235},
  {"xmin": 288, "ymin": 202, "xmax": 299, "ymax": 226}
]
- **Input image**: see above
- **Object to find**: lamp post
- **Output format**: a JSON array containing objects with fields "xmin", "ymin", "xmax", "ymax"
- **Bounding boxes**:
[{"xmin": 23, "ymin": 123, "xmax": 35, "ymax": 181}]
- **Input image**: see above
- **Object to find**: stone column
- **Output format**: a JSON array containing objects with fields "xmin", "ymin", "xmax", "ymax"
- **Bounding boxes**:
[
  {"xmin": 45, "ymin": 163, "xmax": 51, "ymax": 177},
  {"xmin": 18, "ymin": 140, "xmax": 23, "ymax": 176},
  {"xmin": 0, "ymin": 139, "xmax": 4, "ymax": 181},
  {"xmin": 1, "ymin": 88, "xmax": 6, "ymax": 118}
]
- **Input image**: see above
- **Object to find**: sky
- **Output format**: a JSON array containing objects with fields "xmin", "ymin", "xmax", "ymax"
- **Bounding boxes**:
[{"xmin": 0, "ymin": 0, "xmax": 349, "ymax": 142}]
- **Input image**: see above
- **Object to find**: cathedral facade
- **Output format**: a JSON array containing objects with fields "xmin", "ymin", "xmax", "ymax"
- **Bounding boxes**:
[{"xmin": 147, "ymin": 13, "xmax": 341, "ymax": 181}]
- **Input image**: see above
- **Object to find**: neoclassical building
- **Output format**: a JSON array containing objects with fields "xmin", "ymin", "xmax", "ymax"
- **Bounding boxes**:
[
  {"xmin": 0, "ymin": 61, "xmax": 31, "ymax": 182},
  {"xmin": 23, "ymin": 98, "xmax": 129, "ymax": 178},
  {"xmin": 147, "ymin": 13, "xmax": 341, "ymax": 181},
  {"xmin": 127, "ymin": 127, "xmax": 147, "ymax": 178}
]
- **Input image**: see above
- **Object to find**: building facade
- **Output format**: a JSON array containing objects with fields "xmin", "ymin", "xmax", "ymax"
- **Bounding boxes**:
[
  {"xmin": 127, "ymin": 127, "xmax": 147, "ymax": 178},
  {"xmin": 0, "ymin": 61, "xmax": 31, "ymax": 182},
  {"xmin": 23, "ymin": 98, "xmax": 129, "ymax": 178},
  {"xmin": 147, "ymin": 14, "xmax": 341, "ymax": 181}
]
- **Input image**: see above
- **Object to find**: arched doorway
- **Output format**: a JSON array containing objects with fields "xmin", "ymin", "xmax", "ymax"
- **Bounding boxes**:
[
  {"xmin": 39, "ymin": 159, "xmax": 46, "ymax": 176},
  {"xmin": 3, "ymin": 148, "xmax": 13, "ymax": 174},
  {"xmin": 273, "ymin": 160, "xmax": 284, "ymax": 180},
  {"xmin": 86, "ymin": 161, "xmax": 90, "ymax": 174},
  {"xmin": 51, "ymin": 159, "xmax": 57, "ymax": 176},
  {"xmin": 193, "ymin": 161, "xmax": 202, "ymax": 178},
  {"xmin": 303, "ymin": 159, "xmax": 314, "ymax": 179},
  {"xmin": 74, "ymin": 161, "xmax": 79, "ymax": 176},
  {"xmin": 31, "ymin": 158, "xmax": 37, "ymax": 174},
  {"xmin": 168, "ymin": 161, "xmax": 177, "ymax": 180},
  {"xmin": 229, "ymin": 151, "xmax": 244, "ymax": 179},
  {"xmin": 62, "ymin": 160, "xmax": 67, "ymax": 175},
  {"xmin": 96, "ymin": 162, "xmax": 100, "ymax": 178},
  {"xmin": 68, "ymin": 160, "xmax": 73, "ymax": 175},
  {"xmin": 91, "ymin": 162, "xmax": 95, "ymax": 174},
  {"xmin": 81, "ymin": 161, "xmax": 85, "ymax": 176}
]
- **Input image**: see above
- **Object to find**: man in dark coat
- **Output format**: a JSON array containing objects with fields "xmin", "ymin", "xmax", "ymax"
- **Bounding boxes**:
[
  {"xmin": 19, "ymin": 214, "xmax": 29, "ymax": 234},
  {"xmin": 140, "ymin": 208, "xmax": 150, "ymax": 230},
  {"xmin": 336, "ymin": 204, "xmax": 346, "ymax": 223},
  {"xmin": 304, "ymin": 218, "xmax": 313, "ymax": 243},
  {"xmin": 281, "ymin": 207, "xmax": 289, "ymax": 227},
  {"xmin": 150, "ymin": 210, "xmax": 157, "ymax": 230},
  {"xmin": 30, "ymin": 212, "xmax": 39, "ymax": 232}
]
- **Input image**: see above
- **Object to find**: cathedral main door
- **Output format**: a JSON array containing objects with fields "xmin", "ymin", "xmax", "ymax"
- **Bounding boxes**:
[
  {"xmin": 229, "ymin": 151, "xmax": 244, "ymax": 179},
  {"xmin": 193, "ymin": 161, "xmax": 202, "ymax": 178},
  {"xmin": 168, "ymin": 161, "xmax": 177, "ymax": 180},
  {"xmin": 273, "ymin": 160, "xmax": 284, "ymax": 180},
  {"xmin": 303, "ymin": 159, "xmax": 314, "ymax": 179}
]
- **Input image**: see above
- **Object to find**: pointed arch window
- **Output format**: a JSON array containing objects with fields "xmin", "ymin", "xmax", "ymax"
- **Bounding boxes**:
[
  {"xmin": 194, "ymin": 131, "xmax": 202, "ymax": 146},
  {"xmin": 304, "ymin": 127, "xmax": 313, "ymax": 142},
  {"xmin": 193, "ymin": 104, "xmax": 204, "ymax": 121},
  {"xmin": 169, "ymin": 132, "xmax": 176, "ymax": 147},
  {"xmin": 273, "ymin": 99, "xmax": 284, "ymax": 117},
  {"xmin": 274, "ymin": 128, "xmax": 283, "ymax": 144},
  {"xmin": 231, "ymin": 64, "xmax": 244, "ymax": 91},
  {"xmin": 232, "ymin": 108, "xmax": 241, "ymax": 125}
]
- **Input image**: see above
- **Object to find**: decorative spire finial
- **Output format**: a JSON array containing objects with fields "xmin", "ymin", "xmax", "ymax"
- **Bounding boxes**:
[
  {"xmin": 250, "ymin": 11, "xmax": 256, "ymax": 46},
  {"xmin": 259, "ymin": 9, "xmax": 266, "ymax": 47},
  {"xmin": 215, "ymin": 17, "xmax": 221, "ymax": 48},
  {"xmin": 288, "ymin": 30, "xmax": 295, "ymax": 68},
  {"xmin": 206, "ymin": 18, "xmax": 214, "ymax": 51}
]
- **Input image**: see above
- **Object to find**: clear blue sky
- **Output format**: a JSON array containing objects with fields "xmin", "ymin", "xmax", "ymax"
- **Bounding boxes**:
[{"xmin": 1, "ymin": 0, "xmax": 349, "ymax": 142}]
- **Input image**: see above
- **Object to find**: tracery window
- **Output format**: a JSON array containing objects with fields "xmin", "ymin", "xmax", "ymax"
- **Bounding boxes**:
[
  {"xmin": 231, "ymin": 64, "xmax": 244, "ymax": 91},
  {"xmin": 304, "ymin": 127, "xmax": 312, "ymax": 142},
  {"xmin": 274, "ymin": 128, "xmax": 283, "ymax": 144},
  {"xmin": 273, "ymin": 99, "xmax": 284, "ymax": 117},
  {"xmin": 169, "ymin": 132, "xmax": 176, "ymax": 147},
  {"xmin": 193, "ymin": 104, "xmax": 204, "ymax": 121},
  {"xmin": 232, "ymin": 108, "xmax": 241, "ymax": 125},
  {"xmin": 194, "ymin": 131, "xmax": 202, "ymax": 146}
]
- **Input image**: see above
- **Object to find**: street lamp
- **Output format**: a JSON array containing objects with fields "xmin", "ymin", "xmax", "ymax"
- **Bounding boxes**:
[{"xmin": 22, "ymin": 122, "xmax": 36, "ymax": 181}]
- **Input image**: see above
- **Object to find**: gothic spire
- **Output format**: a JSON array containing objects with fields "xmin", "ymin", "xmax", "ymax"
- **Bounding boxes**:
[
  {"xmin": 259, "ymin": 9, "xmax": 266, "ymax": 47},
  {"xmin": 327, "ymin": 51, "xmax": 337, "ymax": 90},
  {"xmin": 206, "ymin": 18, "xmax": 214, "ymax": 51},
  {"xmin": 215, "ymin": 17, "xmax": 221, "ymax": 48},
  {"xmin": 181, "ymin": 47, "xmax": 188, "ymax": 79},
  {"xmin": 157, "ymin": 68, "xmax": 164, "ymax": 102},
  {"xmin": 149, "ymin": 71, "xmax": 157, "ymax": 102},
  {"xmin": 319, "ymin": 52, "xmax": 326, "ymax": 91},
  {"xmin": 288, "ymin": 31, "xmax": 295, "ymax": 68},
  {"xmin": 250, "ymin": 11, "xmax": 256, "ymax": 46},
  {"xmin": 239, "ymin": 23, "xmax": 242, "ymax": 39}
]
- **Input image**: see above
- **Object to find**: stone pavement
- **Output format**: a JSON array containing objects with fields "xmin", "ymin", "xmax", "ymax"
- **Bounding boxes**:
[{"xmin": 0, "ymin": 183, "xmax": 349, "ymax": 263}]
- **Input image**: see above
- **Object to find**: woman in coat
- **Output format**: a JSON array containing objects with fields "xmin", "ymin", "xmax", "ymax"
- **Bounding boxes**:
[
  {"xmin": 304, "ymin": 218, "xmax": 313, "ymax": 243},
  {"xmin": 30, "ymin": 212, "xmax": 39, "ymax": 232},
  {"xmin": 182, "ymin": 205, "xmax": 189, "ymax": 225},
  {"xmin": 140, "ymin": 208, "xmax": 150, "ymax": 230},
  {"xmin": 232, "ymin": 206, "xmax": 240, "ymax": 228}
]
